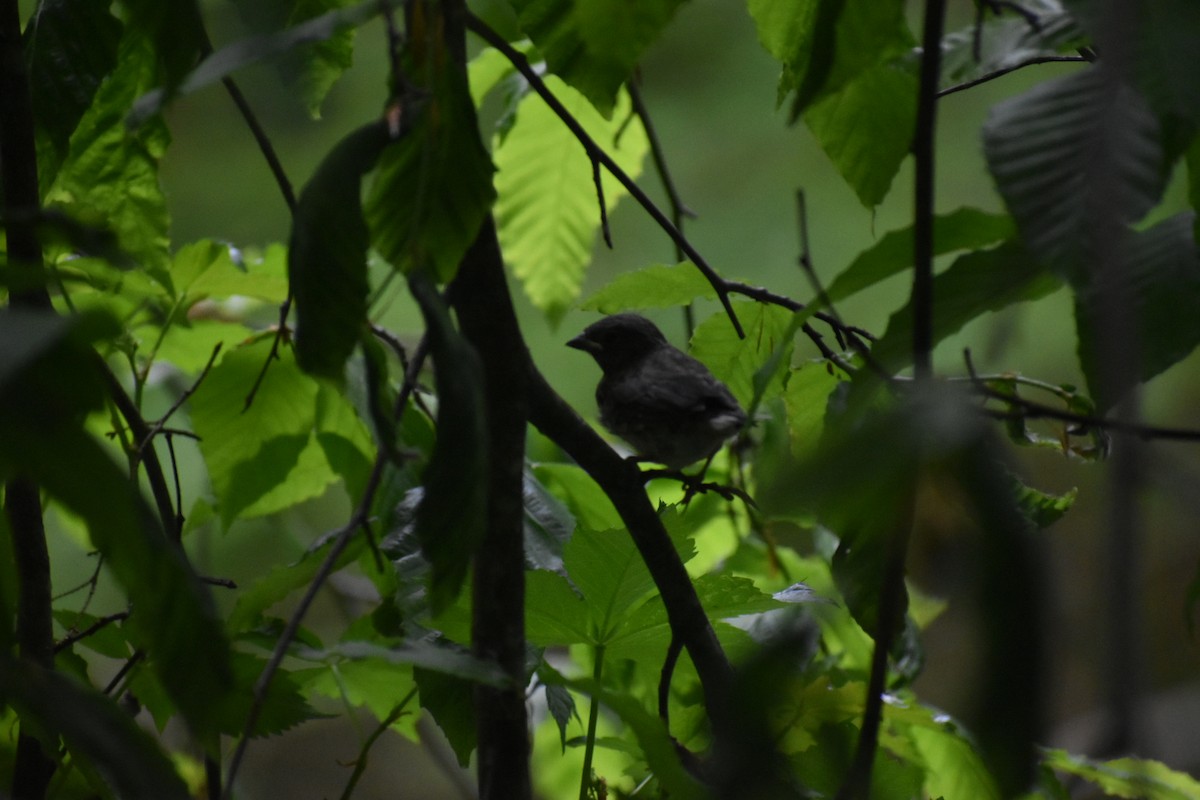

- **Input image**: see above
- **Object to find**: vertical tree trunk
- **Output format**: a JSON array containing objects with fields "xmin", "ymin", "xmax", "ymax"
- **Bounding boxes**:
[{"xmin": 2, "ymin": 1, "xmax": 58, "ymax": 796}]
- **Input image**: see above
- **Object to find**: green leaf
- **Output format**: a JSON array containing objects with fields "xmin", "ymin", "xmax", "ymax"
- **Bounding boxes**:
[
  {"xmin": 232, "ymin": 0, "xmax": 358, "ymax": 118},
  {"xmin": 0, "ymin": 310, "xmax": 234, "ymax": 740},
  {"xmin": 121, "ymin": 0, "xmax": 205, "ymax": 94},
  {"xmin": 540, "ymin": 666, "xmax": 709, "ymax": 799},
  {"xmin": 366, "ymin": 27, "xmax": 496, "ymax": 283},
  {"xmin": 1042, "ymin": 749, "xmax": 1200, "ymax": 800},
  {"xmin": 290, "ymin": 121, "xmax": 392, "ymax": 379},
  {"xmin": 0, "ymin": 660, "xmax": 191, "ymax": 800},
  {"xmin": 53, "ymin": 610, "xmax": 131, "ymax": 659},
  {"xmin": 24, "ymin": 0, "xmax": 123, "ymax": 189},
  {"xmin": 1014, "ymin": 481, "xmax": 1077, "ymax": 529},
  {"xmin": 523, "ymin": 468, "xmax": 576, "ymax": 575},
  {"xmin": 408, "ymin": 272, "xmax": 488, "ymax": 613},
  {"xmin": 414, "ymin": 667, "xmax": 476, "ymax": 766},
  {"xmin": 46, "ymin": 30, "xmax": 171, "ymax": 282},
  {"xmin": 174, "ymin": 240, "xmax": 289, "ymax": 304},
  {"xmin": 130, "ymin": 1, "xmax": 381, "ymax": 123},
  {"xmin": 542, "ymin": 678, "xmax": 579, "ymax": 753},
  {"xmin": 188, "ymin": 338, "xmax": 339, "ymax": 525},
  {"xmin": 1074, "ymin": 212, "xmax": 1200, "ymax": 408},
  {"xmin": 983, "ymin": 67, "xmax": 1167, "ymax": 281},
  {"xmin": 567, "ymin": 527, "xmax": 659, "ymax": 642},
  {"xmin": 495, "ymin": 79, "xmax": 648, "ymax": 323},
  {"xmin": 509, "ymin": 0, "xmax": 686, "ymax": 116},
  {"xmin": 690, "ymin": 302, "xmax": 795, "ymax": 408},
  {"xmin": 227, "ymin": 530, "xmax": 368, "ymax": 634},
  {"xmin": 910, "ymin": 724, "xmax": 1002, "ymax": 800},
  {"xmin": 869, "ymin": 240, "xmax": 1061, "ymax": 372},
  {"xmin": 747, "ymin": 0, "xmax": 843, "ymax": 112},
  {"xmin": 580, "ymin": 262, "xmax": 717, "ymax": 313},
  {"xmin": 824, "ymin": 209, "xmax": 1016, "ymax": 304},
  {"xmin": 939, "ymin": 4, "xmax": 1086, "ymax": 93},
  {"xmin": 805, "ymin": 63, "xmax": 918, "ymax": 207},
  {"xmin": 298, "ymin": 639, "xmax": 510, "ymax": 686},
  {"xmin": 783, "ymin": 362, "xmax": 844, "ymax": 459}
]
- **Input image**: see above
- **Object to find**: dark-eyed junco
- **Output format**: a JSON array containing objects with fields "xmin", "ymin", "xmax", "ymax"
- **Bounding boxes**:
[{"xmin": 567, "ymin": 313, "xmax": 747, "ymax": 469}]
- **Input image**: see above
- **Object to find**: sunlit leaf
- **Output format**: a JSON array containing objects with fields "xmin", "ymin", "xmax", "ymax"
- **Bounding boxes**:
[
  {"xmin": 580, "ymin": 262, "xmax": 716, "ymax": 314},
  {"xmin": 24, "ymin": 0, "xmax": 122, "ymax": 189},
  {"xmin": 691, "ymin": 302, "xmax": 795, "ymax": 409},
  {"xmin": 188, "ymin": 338, "xmax": 339, "ymax": 525},
  {"xmin": 46, "ymin": 31, "xmax": 171, "ymax": 284},
  {"xmin": 495, "ymin": 79, "xmax": 647, "ymax": 324},
  {"xmin": 1042, "ymin": 749, "xmax": 1200, "ymax": 800}
]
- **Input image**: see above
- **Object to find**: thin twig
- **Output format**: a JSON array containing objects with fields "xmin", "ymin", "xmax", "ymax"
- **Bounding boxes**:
[
  {"xmin": 140, "ymin": 343, "xmax": 222, "ymax": 451},
  {"xmin": 626, "ymin": 77, "xmax": 696, "ymax": 336},
  {"xmin": 938, "ymin": 55, "xmax": 1089, "ymax": 99},
  {"xmin": 465, "ymin": 13, "xmax": 745, "ymax": 339},
  {"xmin": 592, "ymin": 158, "xmax": 613, "ymax": 248},
  {"xmin": 221, "ymin": 335, "xmax": 431, "ymax": 799},
  {"xmin": 54, "ymin": 611, "xmax": 131, "ymax": 654},
  {"xmin": 337, "ymin": 693, "xmax": 416, "ymax": 800}
]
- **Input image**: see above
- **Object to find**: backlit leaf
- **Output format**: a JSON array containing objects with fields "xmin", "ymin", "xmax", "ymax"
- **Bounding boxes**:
[{"xmin": 495, "ymin": 79, "xmax": 647, "ymax": 323}]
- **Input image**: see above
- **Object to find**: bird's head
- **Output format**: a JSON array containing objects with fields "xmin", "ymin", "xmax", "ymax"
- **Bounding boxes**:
[{"xmin": 567, "ymin": 313, "xmax": 669, "ymax": 373}]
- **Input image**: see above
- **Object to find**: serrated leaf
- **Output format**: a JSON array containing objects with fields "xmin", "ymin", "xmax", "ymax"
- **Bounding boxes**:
[
  {"xmin": 24, "ymin": 0, "xmax": 123, "ymax": 189},
  {"xmin": 1014, "ymin": 481, "xmax": 1077, "ymax": 529},
  {"xmin": 824, "ymin": 209, "xmax": 1016, "ymax": 304},
  {"xmin": 176, "ymin": 240, "xmax": 289, "ymax": 304},
  {"xmin": 414, "ymin": 667, "xmax": 476, "ymax": 766},
  {"xmin": 189, "ymin": 338, "xmax": 339, "ymax": 525},
  {"xmin": 495, "ymin": 79, "xmax": 647, "ymax": 323},
  {"xmin": 540, "ymin": 666, "xmax": 708, "ymax": 799},
  {"xmin": 870, "ymin": 240, "xmax": 1061, "ymax": 372},
  {"xmin": 580, "ymin": 262, "xmax": 716, "ymax": 313},
  {"xmin": 0, "ymin": 660, "xmax": 191, "ymax": 800},
  {"xmin": 509, "ymin": 0, "xmax": 686, "ymax": 116},
  {"xmin": 1074, "ymin": 212, "xmax": 1200, "ymax": 408},
  {"xmin": 983, "ymin": 67, "xmax": 1167, "ymax": 281},
  {"xmin": 0, "ymin": 310, "xmax": 234, "ymax": 740},
  {"xmin": 408, "ymin": 273, "xmax": 488, "ymax": 613},
  {"xmin": 690, "ymin": 302, "xmax": 795, "ymax": 408},
  {"xmin": 46, "ymin": 31, "xmax": 171, "ymax": 283},
  {"xmin": 523, "ymin": 468, "xmax": 575, "ymax": 575},
  {"xmin": 543, "ymin": 680, "xmax": 579, "ymax": 753},
  {"xmin": 805, "ymin": 62, "xmax": 918, "ymax": 207},
  {"xmin": 290, "ymin": 121, "xmax": 391, "ymax": 379},
  {"xmin": 1042, "ymin": 749, "xmax": 1200, "ymax": 800}
]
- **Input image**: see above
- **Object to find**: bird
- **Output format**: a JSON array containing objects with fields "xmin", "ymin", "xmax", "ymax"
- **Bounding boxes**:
[{"xmin": 567, "ymin": 313, "xmax": 747, "ymax": 470}]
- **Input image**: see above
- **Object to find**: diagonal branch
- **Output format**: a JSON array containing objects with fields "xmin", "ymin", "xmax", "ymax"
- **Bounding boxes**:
[{"xmin": 464, "ymin": 13, "xmax": 745, "ymax": 339}]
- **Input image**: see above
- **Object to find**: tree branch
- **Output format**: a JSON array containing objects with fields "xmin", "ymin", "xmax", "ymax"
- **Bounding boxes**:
[
  {"xmin": 464, "ymin": 13, "xmax": 745, "ymax": 339},
  {"xmin": 526, "ymin": 365, "xmax": 736, "ymax": 733},
  {"xmin": 449, "ymin": 216, "xmax": 533, "ymax": 800}
]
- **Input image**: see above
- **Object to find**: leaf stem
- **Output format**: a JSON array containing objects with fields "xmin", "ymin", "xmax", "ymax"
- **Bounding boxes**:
[{"xmin": 578, "ymin": 646, "xmax": 606, "ymax": 800}]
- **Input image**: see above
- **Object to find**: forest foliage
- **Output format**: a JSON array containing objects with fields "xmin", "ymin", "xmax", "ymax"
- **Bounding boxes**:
[{"xmin": 2, "ymin": 0, "xmax": 1200, "ymax": 798}]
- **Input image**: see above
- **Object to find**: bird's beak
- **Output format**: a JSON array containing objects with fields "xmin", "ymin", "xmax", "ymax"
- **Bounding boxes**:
[{"xmin": 567, "ymin": 334, "xmax": 599, "ymax": 355}]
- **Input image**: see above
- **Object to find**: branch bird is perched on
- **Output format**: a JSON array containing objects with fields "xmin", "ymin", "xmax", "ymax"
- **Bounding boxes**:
[{"xmin": 568, "ymin": 313, "xmax": 747, "ymax": 469}]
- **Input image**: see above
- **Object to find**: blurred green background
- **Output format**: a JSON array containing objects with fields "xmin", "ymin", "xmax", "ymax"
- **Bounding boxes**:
[{"xmin": 33, "ymin": 0, "xmax": 1200, "ymax": 795}]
